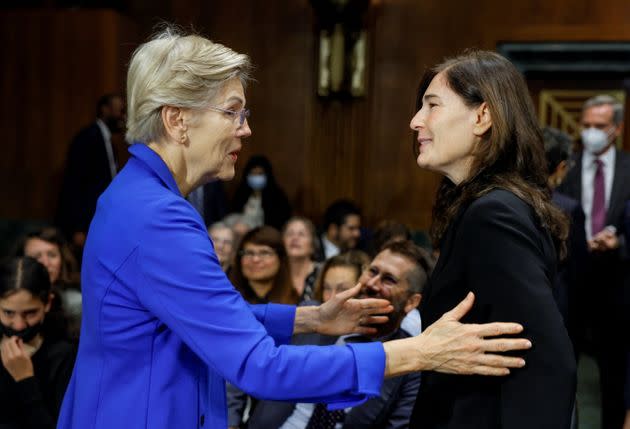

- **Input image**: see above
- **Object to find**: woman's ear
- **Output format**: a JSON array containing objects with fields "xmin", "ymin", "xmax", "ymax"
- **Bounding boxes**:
[
  {"xmin": 160, "ymin": 106, "xmax": 188, "ymax": 144},
  {"xmin": 473, "ymin": 102, "xmax": 492, "ymax": 137}
]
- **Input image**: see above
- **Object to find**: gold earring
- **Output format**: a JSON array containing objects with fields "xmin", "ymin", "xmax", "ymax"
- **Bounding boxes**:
[{"xmin": 181, "ymin": 134, "xmax": 187, "ymax": 142}]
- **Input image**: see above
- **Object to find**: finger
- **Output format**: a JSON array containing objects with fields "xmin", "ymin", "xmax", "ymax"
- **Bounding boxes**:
[
  {"xmin": 6, "ymin": 338, "xmax": 22, "ymax": 356},
  {"xmin": 474, "ymin": 322, "xmax": 525, "ymax": 337},
  {"xmin": 362, "ymin": 315, "xmax": 389, "ymax": 325},
  {"xmin": 467, "ymin": 366, "xmax": 511, "ymax": 376},
  {"xmin": 334, "ymin": 283, "xmax": 362, "ymax": 302},
  {"xmin": 476, "ymin": 353, "xmax": 526, "ymax": 369},
  {"xmin": 479, "ymin": 338, "xmax": 532, "ymax": 352},
  {"xmin": 353, "ymin": 326, "xmax": 379, "ymax": 336},
  {"xmin": 441, "ymin": 292, "xmax": 475, "ymax": 321},
  {"xmin": 356, "ymin": 298, "xmax": 393, "ymax": 312}
]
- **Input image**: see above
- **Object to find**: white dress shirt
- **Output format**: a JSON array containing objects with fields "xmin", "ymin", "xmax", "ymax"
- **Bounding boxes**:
[
  {"xmin": 321, "ymin": 235, "xmax": 340, "ymax": 259},
  {"xmin": 96, "ymin": 118, "xmax": 117, "ymax": 180},
  {"xmin": 581, "ymin": 146, "xmax": 616, "ymax": 240}
]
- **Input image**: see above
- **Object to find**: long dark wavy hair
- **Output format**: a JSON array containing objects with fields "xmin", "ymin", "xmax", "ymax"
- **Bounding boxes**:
[
  {"xmin": 229, "ymin": 226, "xmax": 298, "ymax": 305},
  {"xmin": 416, "ymin": 50, "xmax": 568, "ymax": 258}
]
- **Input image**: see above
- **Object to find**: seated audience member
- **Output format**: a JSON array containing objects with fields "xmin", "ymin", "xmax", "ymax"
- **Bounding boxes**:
[
  {"xmin": 229, "ymin": 226, "xmax": 298, "ymax": 305},
  {"xmin": 231, "ymin": 155, "xmax": 292, "ymax": 230},
  {"xmin": 370, "ymin": 220, "xmax": 412, "ymax": 257},
  {"xmin": 245, "ymin": 240, "xmax": 431, "ymax": 429},
  {"xmin": 313, "ymin": 250, "xmax": 370, "ymax": 304},
  {"xmin": 15, "ymin": 228, "xmax": 82, "ymax": 341},
  {"xmin": 0, "ymin": 257, "xmax": 76, "ymax": 429},
  {"xmin": 283, "ymin": 216, "xmax": 323, "ymax": 302},
  {"xmin": 227, "ymin": 226, "xmax": 299, "ymax": 426},
  {"xmin": 321, "ymin": 199, "xmax": 362, "ymax": 259},
  {"xmin": 542, "ymin": 127, "xmax": 588, "ymax": 350},
  {"xmin": 208, "ymin": 222, "xmax": 236, "ymax": 273}
]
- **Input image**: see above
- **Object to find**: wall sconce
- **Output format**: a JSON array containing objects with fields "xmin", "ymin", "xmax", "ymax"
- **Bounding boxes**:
[{"xmin": 311, "ymin": 0, "xmax": 370, "ymax": 98}]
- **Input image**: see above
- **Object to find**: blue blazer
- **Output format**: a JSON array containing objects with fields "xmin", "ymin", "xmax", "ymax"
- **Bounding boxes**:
[{"xmin": 57, "ymin": 144, "xmax": 385, "ymax": 429}]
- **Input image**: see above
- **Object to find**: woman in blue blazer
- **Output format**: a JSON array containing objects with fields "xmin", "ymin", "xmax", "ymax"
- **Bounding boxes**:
[{"xmin": 56, "ymin": 29, "xmax": 533, "ymax": 429}]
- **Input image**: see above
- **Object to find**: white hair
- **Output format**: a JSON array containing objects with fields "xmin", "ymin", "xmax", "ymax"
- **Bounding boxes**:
[
  {"xmin": 126, "ymin": 26, "xmax": 252, "ymax": 143},
  {"xmin": 583, "ymin": 94, "xmax": 624, "ymax": 125}
]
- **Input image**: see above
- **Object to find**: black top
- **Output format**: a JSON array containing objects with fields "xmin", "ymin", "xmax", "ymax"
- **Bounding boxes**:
[
  {"xmin": 410, "ymin": 189, "xmax": 576, "ymax": 429},
  {"xmin": 0, "ymin": 339, "xmax": 76, "ymax": 429}
]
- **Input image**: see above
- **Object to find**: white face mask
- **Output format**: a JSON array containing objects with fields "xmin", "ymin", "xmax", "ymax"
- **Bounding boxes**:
[{"xmin": 581, "ymin": 127, "xmax": 615, "ymax": 154}]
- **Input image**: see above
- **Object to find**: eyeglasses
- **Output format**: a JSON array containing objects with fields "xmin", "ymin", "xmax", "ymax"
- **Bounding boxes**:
[
  {"xmin": 239, "ymin": 249, "xmax": 276, "ymax": 260},
  {"xmin": 207, "ymin": 105, "xmax": 250, "ymax": 126}
]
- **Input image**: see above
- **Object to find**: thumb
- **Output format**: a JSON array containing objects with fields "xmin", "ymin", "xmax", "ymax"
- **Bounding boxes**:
[
  {"xmin": 334, "ymin": 282, "xmax": 362, "ymax": 302},
  {"xmin": 442, "ymin": 292, "xmax": 475, "ymax": 321}
]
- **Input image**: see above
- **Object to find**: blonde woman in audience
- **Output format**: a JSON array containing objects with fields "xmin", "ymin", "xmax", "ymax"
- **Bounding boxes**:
[
  {"xmin": 313, "ymin": 250, "xmax": 370, "ymax": 304},
  {"xmin": 0, "ymin": 257, "xmax": 75, "ymax": 429},
  {"xmin": 283, "ymin": 216, "xmax": 322, "ymax": 302},
  {"xmin": 208, "ymin": 221, "xmax": 235, "ymax": 273}
]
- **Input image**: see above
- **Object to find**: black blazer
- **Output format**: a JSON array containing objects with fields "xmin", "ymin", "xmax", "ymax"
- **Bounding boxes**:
[
  {"xmin": 551, "ymin": 191, "xmax": 588, "ymax": 327},
  {"xmin": 410, "ymin": 189, "xmax": 576, "ymax": 429},
  {"xmin": 247, "ymin": 330, "xmax": 420, "ymax": 429},
  {"xmin": 56, "ymin": 122, "xmax": 116, "ymax": 236}
]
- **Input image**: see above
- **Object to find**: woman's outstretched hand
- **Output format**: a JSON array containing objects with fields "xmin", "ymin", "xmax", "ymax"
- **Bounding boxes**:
[
  {"xmin": 294, "ymin": 283, "xmax": 393, "ymax": 336},
  {"xmin": 383, "ymin": 292, "xmax": 532, "ymax": 377}
]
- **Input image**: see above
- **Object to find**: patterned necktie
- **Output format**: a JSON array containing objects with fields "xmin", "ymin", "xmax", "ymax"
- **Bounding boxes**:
[
  {"xmin": 591, "ymin": 158, "xmax": 606, "ymax": 236},
  {"xmin": 306, "ymin": 403, "xmax": 345, "ymax": 429}
]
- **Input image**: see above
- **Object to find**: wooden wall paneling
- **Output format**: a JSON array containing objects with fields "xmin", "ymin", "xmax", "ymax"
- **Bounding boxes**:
[{"xmin": 0, "ymin": 9, "xmax": 135, "ymax": 220}]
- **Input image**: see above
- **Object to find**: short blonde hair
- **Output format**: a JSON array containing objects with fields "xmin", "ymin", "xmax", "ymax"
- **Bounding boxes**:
[{"xmin": 126, "ymin": 26, "xmax": 252, "ymax": 143}]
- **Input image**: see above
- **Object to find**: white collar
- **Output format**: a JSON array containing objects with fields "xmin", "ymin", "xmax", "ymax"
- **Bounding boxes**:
[{"xmin": 96, "ymin": 118, "xmax": 112, "ymax": 142}]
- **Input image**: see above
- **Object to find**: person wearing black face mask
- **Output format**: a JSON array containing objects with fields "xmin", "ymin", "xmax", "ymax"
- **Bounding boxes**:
[
  {"xmin": 0, "ymin": 257, "xmax": 76, "ymax": 429},
  {"xmin": 56, "ymin": 93, "xmax": 126, "ymax": 254},
  {"xmin": 231, "ymin": 155, "xmax": 292, "ymax": 230}
]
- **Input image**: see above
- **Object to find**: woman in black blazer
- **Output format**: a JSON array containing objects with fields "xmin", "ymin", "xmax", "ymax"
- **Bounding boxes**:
[{"xmin": 408, "ymin": 50, "xmax": 577, "ymax": 428}]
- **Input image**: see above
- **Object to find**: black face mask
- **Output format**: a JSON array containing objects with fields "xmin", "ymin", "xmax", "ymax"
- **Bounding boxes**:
[{"xmin": 0, "ymin": 322, "xmax": 43, "ymax": 343}]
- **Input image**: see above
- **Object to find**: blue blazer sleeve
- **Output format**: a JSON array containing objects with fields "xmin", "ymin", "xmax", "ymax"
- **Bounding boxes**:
[{"xmin": 135, "ymin": 198, "xmax": 384, "ymax": 405}]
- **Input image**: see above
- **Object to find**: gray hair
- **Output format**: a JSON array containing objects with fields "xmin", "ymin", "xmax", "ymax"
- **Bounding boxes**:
[
  {"xmin": 126, "ymin": 26, "xmax": 252, "ymax": 143},
  {"xmin": 583, "ymin": 94, "xmax": 624, "ymax": 125}
]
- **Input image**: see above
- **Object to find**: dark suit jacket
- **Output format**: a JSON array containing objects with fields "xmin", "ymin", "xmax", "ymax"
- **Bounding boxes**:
[
  {"xmin": 247, "ymin": 330, "xmax": 420, "ymax": 429},
  {"xmin": 56, "ymin": 122, "xmax": 116, "ymax": 236},
  {"xmin": 410, "ymin": 189, "xmax": 576, "ymax": 429},
  {"xmin": 551, "ymin": 191, "xmax": 588, "ymax": 328},
  {"xmin": 556, "ymin": 149, "xmax": 630, "ymax": 323}
]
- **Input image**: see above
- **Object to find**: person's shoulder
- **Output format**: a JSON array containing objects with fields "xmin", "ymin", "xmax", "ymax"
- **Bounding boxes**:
[{"xmin": 466, "ymin": 189, "xmax": 529, "ymax": 219}]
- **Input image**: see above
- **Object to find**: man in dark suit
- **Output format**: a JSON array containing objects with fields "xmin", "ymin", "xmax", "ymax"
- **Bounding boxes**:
[
  {"xmin": 56, "ymin": 94, "xmax": 125, "ymax": 248},
  {"xmin": 244, "ymin": 240, "xmax": 430, "ymax": 429},
  {"xmin": 557, "ymin": 95, "xmax": 630, "ymax": 429},
  {"xmin": 542, "ymin": 127, "xmax": 588, "ymax": 358}
]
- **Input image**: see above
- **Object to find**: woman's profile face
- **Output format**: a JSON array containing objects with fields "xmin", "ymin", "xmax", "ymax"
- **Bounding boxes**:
[
  {"xmin": 409, "ymin": 72, "xmax": 480, "ymax": 184},
  {"xmin": 241, "ymin": 243, "xmax": 280, "ymax": 282},
  {"xmin": 283, "ymin": 220, "xmax": 313, "ymax": 259},
  {"xmin": 185, "ymin": 77, "xmax": 252, "ymax": 184},
  {"xmin": 322, "ymin": 265, "xmax": 358, "ymax": 303},
  {"xmin": 24, "ymin": 238, "xmax": 62, "ymax": 284},
  {"xmin": 0, "ymin": 290, "xmax": 50, "ymax": 333}
]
